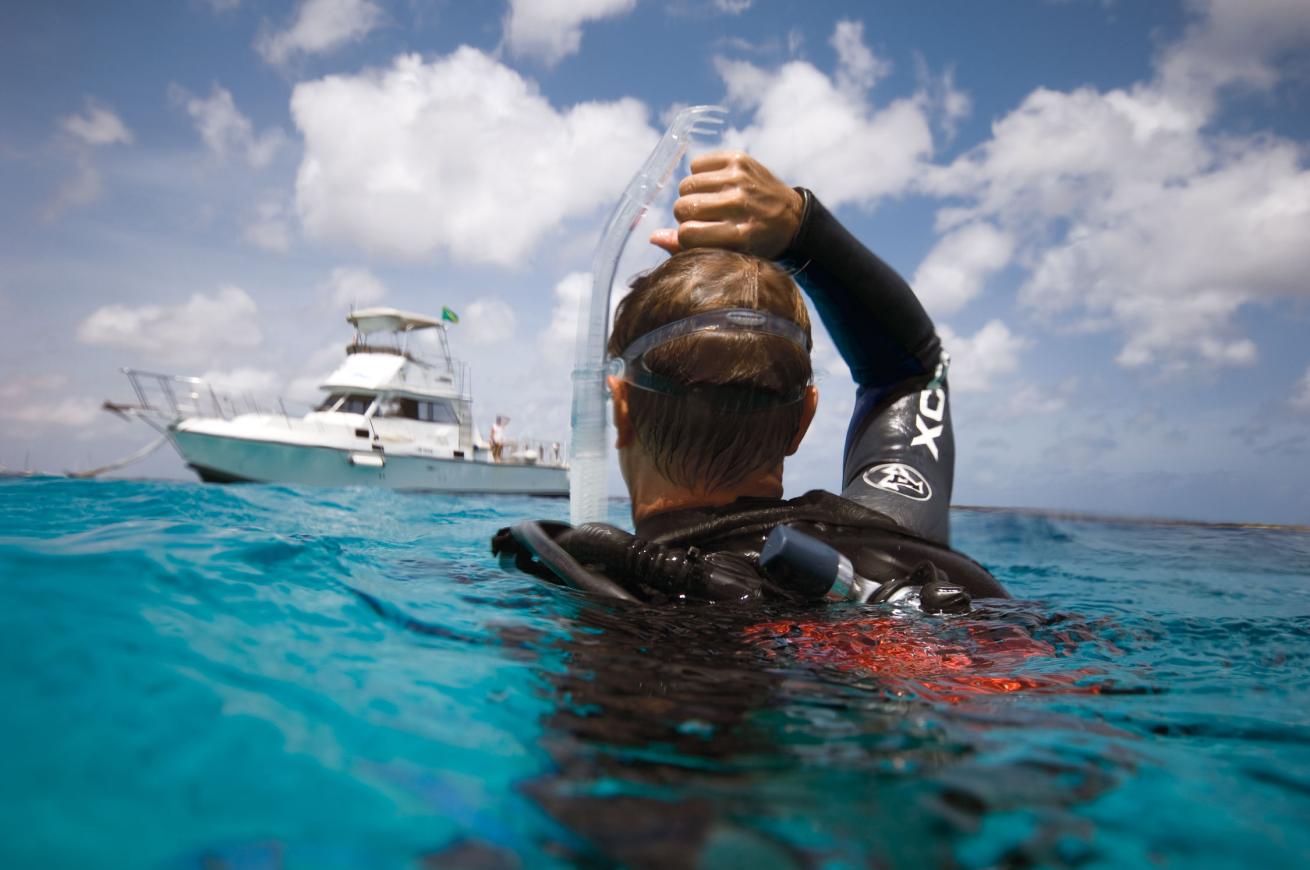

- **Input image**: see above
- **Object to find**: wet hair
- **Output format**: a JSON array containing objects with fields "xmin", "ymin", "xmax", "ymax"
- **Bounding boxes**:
[{"xmin": 608, "ymin": 248, "xmax": 813, "ymax": 491}]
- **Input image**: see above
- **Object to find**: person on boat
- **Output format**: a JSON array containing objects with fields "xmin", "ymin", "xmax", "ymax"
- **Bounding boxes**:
[
  {"xmin": 496, "ymin": 151, "xmax": 1006, "ymax": 605},
  {"xmin": 490, "ymin": 415, "xmax": 509, "ymax": 463}
]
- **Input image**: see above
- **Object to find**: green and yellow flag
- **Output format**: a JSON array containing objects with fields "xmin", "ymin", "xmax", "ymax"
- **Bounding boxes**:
[{"xmin": 441, "ymin": 306, "xmax": 459, "ymax": 325}]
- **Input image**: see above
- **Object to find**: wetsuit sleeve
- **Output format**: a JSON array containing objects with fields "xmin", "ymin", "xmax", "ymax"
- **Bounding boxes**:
[{"xmin": 779, "ymin": 189, "xmax": 955, "ymax": 545}]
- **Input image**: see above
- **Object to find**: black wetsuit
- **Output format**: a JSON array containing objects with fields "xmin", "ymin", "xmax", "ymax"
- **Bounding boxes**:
[{"xmin": 624, "ymin": 189, "xmax": 1006, "ymax": 600}]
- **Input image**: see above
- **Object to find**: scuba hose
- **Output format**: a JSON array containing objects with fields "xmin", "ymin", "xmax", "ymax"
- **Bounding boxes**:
[{"xmin": 493, "ymin": 520, "xmax": 972, "ymax": 614}]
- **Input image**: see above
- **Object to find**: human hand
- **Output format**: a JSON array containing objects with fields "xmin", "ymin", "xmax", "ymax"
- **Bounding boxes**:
[{"xmin": 649, "ymin": 151, "xmax": 804, "ymax": 259}]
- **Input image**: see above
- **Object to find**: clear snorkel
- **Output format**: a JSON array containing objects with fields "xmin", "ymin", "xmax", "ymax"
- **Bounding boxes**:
[{"xmin": 569, "ymin": 105, "xmax": 726, "ymax": 525}]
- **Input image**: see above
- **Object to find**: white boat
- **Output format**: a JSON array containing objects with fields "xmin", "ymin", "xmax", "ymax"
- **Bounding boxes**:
[{"xmin": 106, "ymin": 307, "xmax": 568, "ymax": 495}]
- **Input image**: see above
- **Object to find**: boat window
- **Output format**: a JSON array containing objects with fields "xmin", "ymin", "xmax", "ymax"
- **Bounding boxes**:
[
  {"xmin": 380, "ymin": 397, "xmax": 420, "ymax": 419},
  {"xmin": 418, "ymin": 401, "xmax": 459, "ymax": 424},
  {"xmin": 316, "ymin": 393, "xmax": 345, "ymax": 412},
  {"xmin": 339, "ymin": 394, "xmax": 375, "ymax": 415}
]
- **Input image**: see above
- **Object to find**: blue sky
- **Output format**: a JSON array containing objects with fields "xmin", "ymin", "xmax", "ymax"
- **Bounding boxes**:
[{"xmin": 2, "ymin": 0, "xmax": 1308, "ymax": 524}]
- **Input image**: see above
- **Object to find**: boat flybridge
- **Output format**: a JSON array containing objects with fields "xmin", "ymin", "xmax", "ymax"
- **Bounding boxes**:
[{"xmin": 106, "ymin": 307, "xmax": 568, "ymax": 495}]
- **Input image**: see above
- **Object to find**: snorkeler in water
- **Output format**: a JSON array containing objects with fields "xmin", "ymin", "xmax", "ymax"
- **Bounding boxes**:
[{"xmin": 495, "ymin": 151, "xmax": 1007, "ymax": 606}]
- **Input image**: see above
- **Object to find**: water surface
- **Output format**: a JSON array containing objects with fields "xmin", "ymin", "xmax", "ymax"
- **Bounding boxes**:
[{"xmin": 2, "ymin": 477, "xmax": 1308, "ymax": 868}]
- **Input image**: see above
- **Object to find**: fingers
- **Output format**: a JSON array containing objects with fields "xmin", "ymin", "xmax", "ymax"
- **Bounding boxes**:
[
  {"xmin": 672, "ymin": 189, "xmax": 746, "ymax": 224},
  {"xmin": 678, "ymin": 167, "xmax": 739, "ymax": 197},
  {"xmin": 688, "ymin": 150, "xmax": 740, "ymax": 174},
  {"xmin": 648, "ymin": 228, "xmax": 681, "ymax": 254},
  {"xmin": 676, "ymin": 220, "xmax": 749, "ymax": 252}
]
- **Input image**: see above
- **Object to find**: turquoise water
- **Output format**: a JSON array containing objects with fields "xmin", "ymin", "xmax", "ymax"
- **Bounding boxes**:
[{"xmin": 2, "ymin": 476, "xmax": 1309, "ymax": 868}]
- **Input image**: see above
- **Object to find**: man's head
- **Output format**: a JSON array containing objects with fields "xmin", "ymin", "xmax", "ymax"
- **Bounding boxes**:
[{"xmin": 607, "ymin": 248, "xmax": 817, "ymax": 495}]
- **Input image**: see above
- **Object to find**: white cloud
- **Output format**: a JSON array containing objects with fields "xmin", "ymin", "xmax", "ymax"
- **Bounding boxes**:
[
  {"xmin": 48, "ymin": 100, "xmax": 132, "ymax": 218},
  {"xmin": 243, "ymin": 198, "xmax": 294, "ymax": 252},
  {"xmin": 503, "ymin": 0, "xmax": 636, "ymax": 66},
  {"xmin": 999, "ymin": 382, "xmax": 1070, "ymax": 418},
  {"xmin": 171, "ymin": 84, "xmax": 286, "ymax": 168},
  {"xmin": 324, "ymin": 266, "xmax": 387, "ymax": 309},
  {"xmin": 937, "ymin": 320, "xmax": 1028, "ymax": 393},
  {"xmin": 200, "ymin": 367, "xmax": 280, "ymax": 396},
  {"xmin": 717, "ymin": 22, "xmax": 933, "ymax": 208},
  {"xmin": 286, "ymin": 343, "xmax": 345, "ymax": 402},
  {"xmin": 1156, "ymin": 0, "xmax": 1310, "ymax": 115},
  {"xmin": 713, "ymin": 0, "xmax": 753, "ymax": 13},
  {"xmin": 257, "ymin": 0, "xmax": 384, "ymax": 65},
  {"xmin": 44, "ymin": 153, "xmax": 102, "ymax": 221},
  {"xmin": 5, "ymin": 398, "xmax": 101, "ymax": 427},
  {"xmin": 291, "ymin": 48, "xmax": 656, "ymax": 265},
  {"xmin": 938, "ymin": 67, "xmax": 971, "ymax": 135},
  {"xmin": 463, "ymin": 298, "xmax": 517, "ymax": 346},
  {"xmin": 924, "ymin": 0, "xmax": 1310, "ymax": 372},
  {"xmin": 77, "ymin": 286, "xmax": 263, "ymax": 367},
  {"xmin": 830, "ymin": 20, "xmax": 891, "ymax": 95},
  {"xmin": 1291, "ymin": 365, "xmax": 1310, "ymax": 412},
  {"xmin": 911, "ymin": 221, "xmax": 1013, "ymax": 317},
  {"xmin": 914, "ymin": 59, "xmax": 971, "ymax": 140},
  {"xmin": 0, "ymin": 374, "xmax": 98, "ymax": 429},
  {"xmin": 0, "ymin": 373, "xmax": 68, "ymax": 401},
  {"xmin": 60, "ymin": 100, "xmax": 133, "ymax": 146},
  {"xmin": 539, "ymin": 271, "xmax": 591, "ymax": 366}
]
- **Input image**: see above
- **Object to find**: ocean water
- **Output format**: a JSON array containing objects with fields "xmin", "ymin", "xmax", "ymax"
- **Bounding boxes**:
[{"xmin": 2, "ymin": 476, "xmax": 1309, "ymax": 869}]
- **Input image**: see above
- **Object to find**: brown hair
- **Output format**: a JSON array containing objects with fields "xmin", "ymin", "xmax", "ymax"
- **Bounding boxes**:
[{"xmin": 608, "ymin": 248, "xmax": 812, "ymax": 491}]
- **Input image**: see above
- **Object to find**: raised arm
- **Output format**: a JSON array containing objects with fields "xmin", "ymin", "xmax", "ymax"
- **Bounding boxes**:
[{"xmin": 780, "ymin": 191, "xmax": 954, "ymax": 544}]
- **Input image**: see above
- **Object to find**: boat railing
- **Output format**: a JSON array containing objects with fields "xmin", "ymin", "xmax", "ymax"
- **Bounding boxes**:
[{"xmin": 121, "ymin": 369, "xmax": 307, "ymax": 423}]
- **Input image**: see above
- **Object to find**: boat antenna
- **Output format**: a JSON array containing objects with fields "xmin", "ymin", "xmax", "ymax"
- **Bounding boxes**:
[{"xmin": 569, "ymin": 105, "xmax": 725, "ymax": 525}]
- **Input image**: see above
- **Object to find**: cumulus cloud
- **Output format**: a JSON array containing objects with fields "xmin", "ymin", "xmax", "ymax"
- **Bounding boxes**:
[
  {"xmin": 60, "ymin": 100, "xmax": 133, "ymax": 146},
  {"xmin": 170, "ymin": 84, "xmax": 286, "ymax": 168},
  {"xmin": 937, "ymin": 320, "xmax": 1028, "ymax": 393},
  {"xmin": 503, "ymin": 0, "xmax": 636, "ymax": 66},
  {"xmin": 324, "ymin": 266, "xmax": 386, "ymax": 309},
  {"xmin": 911, "ymin": 221, "xmax": 1013, "ymax": 317},
  {"xmin": 716, "ymin": 22, "xmax": 933, "ymax": 208},
  {"xmin": 257, "ymin": 0, "xmax": 384, "ymax": 66},
  {"xmin": 1155, "ymin": 0, "xmax": 1310, "ymax": 115},
  {"xmin": 77, "ymin": 286, "xmax": 263, "ymax": 367},
  {"xmin": 925, "ymin": 0, "xmax": 1310, "ymax": 371},
  {"xmin": 291, "ymin": 48, "xmax": 656, "ymax": 265},
  {"xmin": 463, "ymin": 298, "xmax": 517, "ymax": 346}
]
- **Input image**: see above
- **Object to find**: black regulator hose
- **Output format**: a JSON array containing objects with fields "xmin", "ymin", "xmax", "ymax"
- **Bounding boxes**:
[
  {"xmin": 507, "ymin": 521, "xmax": 639, "ymax": 602},
  {"xmin": 558, "ymin": 523, "xmax": 763, "ymax": 602}
]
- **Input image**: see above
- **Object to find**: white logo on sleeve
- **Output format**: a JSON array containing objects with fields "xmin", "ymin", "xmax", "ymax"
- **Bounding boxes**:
[
  {"xmin": 910, "ymin": 388, "xmax": 946, "ymax": 460},
  {"xmin": 862, "ymin": 462, "xmax": 932, "ymax": 501}
]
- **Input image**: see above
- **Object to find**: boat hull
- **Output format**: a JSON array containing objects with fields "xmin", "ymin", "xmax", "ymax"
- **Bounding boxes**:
[{"xmin": 171, "ymin": 429, "xmax": 568, "ymax": 495}]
